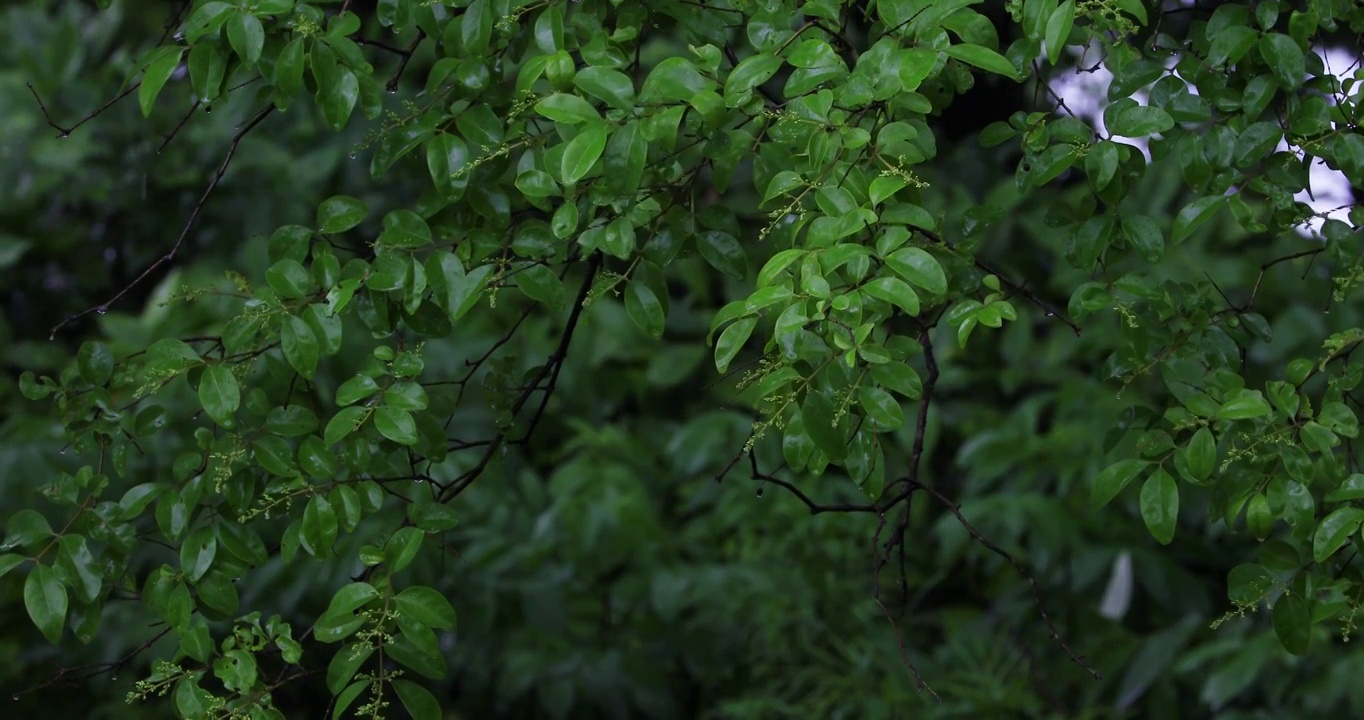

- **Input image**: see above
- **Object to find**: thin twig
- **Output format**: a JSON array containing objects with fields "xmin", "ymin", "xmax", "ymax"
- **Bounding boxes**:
[
  {"xmin": 50, "ymin": 105, "xmax": 276, "ymax": 338},
  {"xmin": 27, "ymin": 81, "xmax": 139, "ymax": 138},
  {"xmin": 386, "ymin": 31, "xmax": 426, "ymax": 92},
  {"xmin": 910, "ymin": 479, "xmax": 1101, "ymax": 680}
]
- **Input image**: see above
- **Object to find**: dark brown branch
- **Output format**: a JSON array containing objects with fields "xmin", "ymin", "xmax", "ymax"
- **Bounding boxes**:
[
  {"xmin": 437, "ymin": 253, "xmax": 602, "ymax": 503},
  {"xmin": 49, "ymin": 105, "xmax": 276, "ymax": 338},
  {"xmin": 27, "ymin": 81, "xmax": 138, "ymax": 138},
  {"xmin": 910, "ymin": 479, "xmax": 1101, "ymax": 680},
  {"xmin": 15, "ymin": 626, "xmax": 172, "ymax": 697},
  {"xmin": 386, "ymin": 31, "xmax": 426, "ymax": 92}
]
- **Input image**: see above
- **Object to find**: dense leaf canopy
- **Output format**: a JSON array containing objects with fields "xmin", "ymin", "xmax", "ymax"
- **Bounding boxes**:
[{"xmin": 4, "ymin": 0, "xmax": 1364, "ymax": 717}]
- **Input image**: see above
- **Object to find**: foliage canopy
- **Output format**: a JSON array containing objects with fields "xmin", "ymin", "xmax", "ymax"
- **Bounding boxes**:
[{"xmin": 6, "ymin": 0, "xmax": 1364, "ymax": 717}]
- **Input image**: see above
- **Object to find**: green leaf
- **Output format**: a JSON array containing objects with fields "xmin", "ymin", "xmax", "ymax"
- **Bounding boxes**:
[
  {"xmin": 870, "ymin": 363, "xmax": 922, "ymax": 399},
  {"xmin": 77, "ymin": 341, "xmax": 114, "ymax": 385},
  {"xmin": 573, "ymin": 67, "xmax": 635, "ymax": 111},
  {"xmin": 317, "ymin": 196, "xmax": 367, "ymax": 234},
  {"xmin": 1172, "ymin": 196, "xmax": 1226, "ymax": 243},
  {"xmin": 884, "ymin": 247, "xmax": 947, "ymax": 295},
  {"xmin": 324, "ymin": 406, "xmax": 370, "ymax": 447},
  {"xmin": 24, "ymin": 564, "xmax": 67, "ymax": 644},
  {"xmin": 1259, "ymin": 33, "xmax": 1305, "ymax": 89},
  {"xmin": 226, "ymin": 12, "xmax": 264, "ymax": 66},
  {"xmin": 393, "ymin": 679, "xmax": 442, "ymax": 720},
  {"xmin": 333, "ymin": 681, "xmax": 370, "ymax": 719},
  {"xmin": 1227, "ymin": 563, "xmax": 1274, "ymax": 605},
  {"xmin": 1272, "ymin": 594, "xmax": 1311, "ymax": 655},
  {"xmin": 602, "ymin": 121, "xmax": 647, "ymax": 196},
  {"xmin": 1185, "ymin": 427, "xmax": 1216, "ymax": 481},
  {"xmin": 379, "ymin": 210, "xmax": 433, "ymax": 249},
  {"xmin": 184, "ymin": 2, "xmax": 234, "ymax": 43},
  {"xmin": 1106, "ymin": 101, "xmax": 1175, "ymax": 137},
  {"xmin": 375, "ymin": 407, "xmax": 418, "ymax": 445},
  {"xmin": 55, "ymin": 535, "xmax": 101, "ymax": 604},
  {"xmin": 199, "ymin": 365, "xmax": 241, "ymax": 428},
  {"xmin": 943, "ymin": 44, "xmax": 1020, "ymax": 80},
  {"xmin": 281, "ymin": 316, "xmax": 321, "ymax": 379},
  {"xmin": 696, "ymin": 231, "xmax": 748, "ymax": 280},
  {"xmin": 301, "ymin": 494, "xmax": 339, "ymax": 556},
  {"xmin": 385, "ymin": 527, "xmax": 424, "ymax": 572},
  {"xmin": 724, "ymin": 54, "xmax": 783, "ymax": 104},
  {"xmin": 273, "ymin": 38, "xmax": 306, "ymax": 103},
  {"xmin": 180, "ymin": 526, "xmax": 217, "ymax": 583},
  {"xmin": 408, "ymin": 503, "xmax": 459, "ymax": 532},
  {"xmin": 0, "ymin": 554, "xmax": 27, "ymax": 581},
  {"xmin": 319, "ymin": 68, "xmax": 359, "ymax": 130},
  {"xmin": 534, "ymin": 93, "xmax": 600, "ymax": 124},
  {"xmin": 640, "ymin": 57, "xmax": 711, "ymax": 103},
  {"xmin": 1092, "ymin": 459, "xmax": 1150, "ymax": 508},
  {"xmin": 1313, "ymin": 507, "xmax": 1364, "ymax": 563},
  {"xmin": 1234, "ymin": 122, "xmax": 1283, "ymax": 167},
  {"xmin": 336, "ymin": 375, "xmax": 381, "ymax": 406},
  {"xmin": 1121, "ymin": 213, "xmax": 1164, "ymax": 263},
  {"xmin": 324, "ymin": 582, "xmax": 379, "ymax": 615},
  {"xmin": 385, "ymin": 382, "xmax": 429, "ymax": 412},
  {"xmin": 801, "ymin": 389, "xmax": 847, "ymax": 461},
  {"xmin": 863, "ymin": 276, "xmax": 921, "ymax": 316},
  {"xmin": 327, "ymin": 644, "xmax": 374, "ymax": 695},
  {"xmin": 626, "ymin": 280, "xmax": 666, "ymax": 339},
  {"xmin": 394, "ymin": 586, "xmax": 457, "ymax": 629},
  {"xmin": 139, "ymin": 47, "xmax": 185, "ymax": 117},
  {"xmin": 513, "ymin": 264, "xmax": 565, "ymax": 310},
  {"xmin": 1217, "ymin": 391, "xmax": 1271, "ymax": 420},
  {"xmin": 427, "ymin": 133, "xmax": 471, "ymax": 198},
  {"xmin": 266, "ymin": 259, "xmax": 312, "ymax": 299},
  {"xmin": 560, "ymin": 124, "xmax": 609, "ymax": 184},
  {"xmin": 1139, "ymin": 469, "xmax": 1179, "ymax": 544},
  {"xmin": 714, "ymin": 317, "xmax": 756, "ymax": 374},
  {"xmin": 1044, "ymin": 0, "xmax": 1075, "ymax": 65},
  {"xmin": 1208, "ymin": 26, "xmax": 1258, "ymax": 67},
  {"xmin": 857, "ymin": 385, "xmax": 904, "ymax": 430}
]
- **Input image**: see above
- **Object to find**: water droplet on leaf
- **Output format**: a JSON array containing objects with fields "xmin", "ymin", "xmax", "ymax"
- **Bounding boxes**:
[{"xmin": 755, "ymin": 487, "xmax": 764, "ymax": 498}]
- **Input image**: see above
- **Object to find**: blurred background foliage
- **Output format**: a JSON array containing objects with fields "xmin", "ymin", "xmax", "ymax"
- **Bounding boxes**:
[{"xmin": 3, "ymin": 1, "xmax": 1364, "ymax": 718}]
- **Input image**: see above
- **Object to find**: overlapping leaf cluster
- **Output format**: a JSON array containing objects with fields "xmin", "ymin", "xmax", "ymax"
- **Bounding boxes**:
[{"xmin": 8, "ymin": 0, "xmax": 1364, "ymax": 716}]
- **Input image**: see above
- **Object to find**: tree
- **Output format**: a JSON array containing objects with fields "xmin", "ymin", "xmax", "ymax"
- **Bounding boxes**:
[{"xmin": 5, "ymin": 0, "xmax": 1364, "ymax": 717}]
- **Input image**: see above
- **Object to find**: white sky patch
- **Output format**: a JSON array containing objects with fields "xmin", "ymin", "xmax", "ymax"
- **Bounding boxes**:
[{"xmin": 1048, "ymin": 43, "xmax": 1359, "ymax": 238}]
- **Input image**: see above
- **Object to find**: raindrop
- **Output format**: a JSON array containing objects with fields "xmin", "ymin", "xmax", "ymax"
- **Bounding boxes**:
[
  {"xmin": 95, "ymin": 305, "xmax": 108, "ymax": 315},
  {"xmin": 204, "ymin": 106, "xmax": 212, "ymax": 114},
  {"xmin": 59, "ymin": 132, "xmax": 70, "ymax": 139},
  {"xmin": 58, "ymin": 449, "xmax": 66, "ymax": 456},
  {"xmin": 110, "ymin": 676, "xmax": 117, "ymax": 681},
  {"xmin": 387, "ymin": 88, "xmax": 398, "ymax": 95},
  {"xmin": 413, "ymin": 478, "xmax": 425, "ymax": 484},
  {"xmin": 12, "ymin": 695, "xmax": 18, "ymax": 701},
  {"xmin": 755, "ymin": 487, "xmax": 764, "ymax": 498},
  {"xmin": 1045, "ymin": 311, "xmax": 1055, "ymax": 317}
]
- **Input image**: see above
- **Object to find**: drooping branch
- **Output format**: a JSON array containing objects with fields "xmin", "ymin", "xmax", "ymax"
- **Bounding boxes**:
[
  {"xmin": 437, "ymin": 252, "xmax": 603, "ymax": 503},
  {"xmin": 49, "ymin": 105, "xmax": 276, "ymax": 339},
  {"xmin": 27, "ymin": 81, "xmax": 138, "ymax": 138},
  {"xmin": 909, "ymin": 479, "xmax": 1101, "ymax": 680}
]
